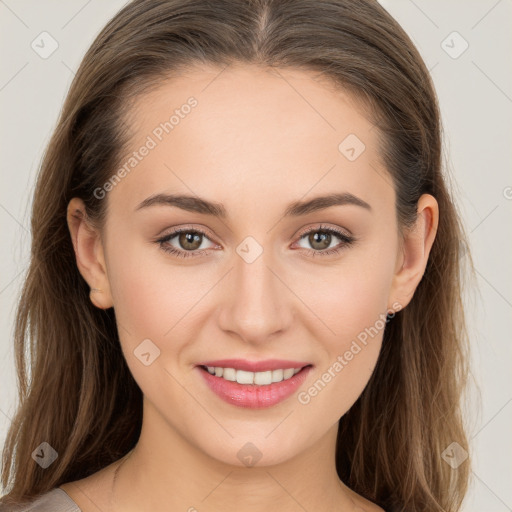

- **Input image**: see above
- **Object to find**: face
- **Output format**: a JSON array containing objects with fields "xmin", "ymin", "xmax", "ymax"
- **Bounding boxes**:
[{"xmin": 75, "ymin": 64, "xmax": 416, "ymax": 467}]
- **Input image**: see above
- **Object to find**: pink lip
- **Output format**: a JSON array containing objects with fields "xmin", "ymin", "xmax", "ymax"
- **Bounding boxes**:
[
  {"xmin": 198, "ymin": 359, "xmax": 310, "ymax": 372},
  {"xmin": 197, "ymin": 364, "xmax": 313, "ymax": 409}
]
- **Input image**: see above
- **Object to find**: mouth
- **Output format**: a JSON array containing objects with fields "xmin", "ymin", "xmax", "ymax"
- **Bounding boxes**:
[{"xmin": 196, "ymin": 360, "xmax": 313, "ymax": 409}]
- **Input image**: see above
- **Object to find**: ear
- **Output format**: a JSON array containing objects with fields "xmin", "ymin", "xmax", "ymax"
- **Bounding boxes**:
[
  {"xmin": 66, "ymin": 198, "xmax": 113, "ymax": 309},
  {"xmin": 387, "ymin": 193, "xmax": 439, "ymax": 311}
]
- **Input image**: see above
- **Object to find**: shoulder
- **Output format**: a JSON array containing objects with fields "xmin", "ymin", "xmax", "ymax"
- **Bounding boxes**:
[{"xmin": 0, "ymin": 488, "xmax": 81, "ymax": 512}]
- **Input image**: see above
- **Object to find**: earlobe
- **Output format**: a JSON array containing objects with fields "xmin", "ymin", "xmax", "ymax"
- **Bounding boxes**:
[
  {"xmin": 66, "ymin": 198, "xmax": 114, "ymax": 309},
  {"xmin": 388, "ymin": 194, "xmax": 439, "ymax": 310}
]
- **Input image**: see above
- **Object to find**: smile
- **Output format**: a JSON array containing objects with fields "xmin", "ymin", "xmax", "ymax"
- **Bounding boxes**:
[{"xmin": 196, "ymin": 359, "xmax": 313, "ymax": 409}]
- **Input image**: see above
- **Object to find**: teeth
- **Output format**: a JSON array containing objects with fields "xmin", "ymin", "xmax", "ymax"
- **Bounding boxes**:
[
  {"xmin": 236, "ymin": 370, "xmax": 254, "ymax": 385},
  {"xmin": 254, "ymin": 371, "xmax": 272, "ymax": 385},
  {"xmin": 283, "ymin": 368, "xmax": 295, "ymax": 379},
  {"xmin": 272, "ymin": 369, "xmax": 284, "ymax": 382},
  {"xmin": 205, "ymin": 366, "xmax": 304, "ymax": 385},
  {"xmin": 223, "ymin": 368, "xmax": 236, "ymax": 381}
]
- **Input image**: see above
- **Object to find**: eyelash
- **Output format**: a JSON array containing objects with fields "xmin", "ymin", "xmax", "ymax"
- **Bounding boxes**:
[{"xmin": 156, "ymin": 224, "xmax": 355, "ymax": 259}]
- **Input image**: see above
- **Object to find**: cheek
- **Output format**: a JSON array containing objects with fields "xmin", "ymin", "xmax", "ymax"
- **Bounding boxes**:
[
  {"xmin": 105, "ymin": 242, "xmax": 206, "ymax": 409},
  {"xmin": 105, "ymin": 238, "xmax": 219, "ymax": 394},
  {"xmin": 293, "ymin": 285, "xmax": 387, "ymax": 431},
  {"xmin": 106, "ymin": 236, "xmax": 206, "ymax": 341},
  {"xmin": 293, "ymin": 246, "xmax": 394, "ymax": 345},
  {"xmin": 290, "ymin": 247, "xmax": 394, "ymax": 418},
  {"xmin": 109, "ymin": 253, "xmax": 167, "ymax": 338}
]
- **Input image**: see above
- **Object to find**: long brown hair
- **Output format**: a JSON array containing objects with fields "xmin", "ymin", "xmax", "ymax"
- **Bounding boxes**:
[{"xmin": 1, "ymin": 1, "xmax": 475, "ymax": 510}]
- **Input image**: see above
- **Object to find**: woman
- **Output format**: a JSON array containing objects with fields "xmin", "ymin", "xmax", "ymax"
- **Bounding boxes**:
[{"xmin": 0, "ymin": 0, "xmax": 473, "ymax": 511}]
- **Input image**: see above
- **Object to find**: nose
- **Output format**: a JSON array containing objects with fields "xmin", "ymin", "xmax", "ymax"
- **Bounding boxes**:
[{"xmin": 216, "ymin": 244, "xmax": 294, "ymax": 345}]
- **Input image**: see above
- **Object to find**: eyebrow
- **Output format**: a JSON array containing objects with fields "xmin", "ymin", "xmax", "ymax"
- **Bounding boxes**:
[{"xmin": 135, "ymin": 192, "xmax": 372, "ymax": 217}]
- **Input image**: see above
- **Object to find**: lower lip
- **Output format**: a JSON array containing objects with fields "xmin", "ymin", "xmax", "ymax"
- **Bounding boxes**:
[{"xmin": 197, "ymin": 366, "xmax": 312, "ymax": 409}]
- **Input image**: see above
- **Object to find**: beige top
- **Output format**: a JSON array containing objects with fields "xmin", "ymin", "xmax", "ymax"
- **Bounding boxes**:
[{"xmin": 0, "ymin": 488, "xmax": 81, "ymax": 511}]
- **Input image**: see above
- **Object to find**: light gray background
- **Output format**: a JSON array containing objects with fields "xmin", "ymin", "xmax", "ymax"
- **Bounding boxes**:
[{"xmin": 1, "ymin": 1, "xmax": 511, "ymax": 510}]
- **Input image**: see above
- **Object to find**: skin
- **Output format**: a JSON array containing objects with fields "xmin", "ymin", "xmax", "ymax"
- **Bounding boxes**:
[{"xmin": 63, "ymin": 63, "xmax": 438, "ymax": 512}]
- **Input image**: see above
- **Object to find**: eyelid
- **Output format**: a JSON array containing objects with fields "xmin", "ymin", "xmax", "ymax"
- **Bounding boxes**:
[
  {"xmin": 293, "ymin": 223, "xmax": 353, "ymax": 240},
  {"xmin": 156, "ymin": 223, "xmax": 218, "ymax": 243}
]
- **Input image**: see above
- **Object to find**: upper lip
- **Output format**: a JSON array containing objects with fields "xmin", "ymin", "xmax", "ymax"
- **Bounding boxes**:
[{"xmin": 197, "ymin": 359, "xmax": 312, "ymax": 372}]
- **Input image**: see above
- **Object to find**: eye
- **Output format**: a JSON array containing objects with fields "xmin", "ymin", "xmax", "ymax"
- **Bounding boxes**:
[
  {"xmin": 156, "ymin": 227, "xmax": 217, "ymax": 259},
  {"xmin": 293, "ymin": 224, "xmax": 355, "ymax": 257}
]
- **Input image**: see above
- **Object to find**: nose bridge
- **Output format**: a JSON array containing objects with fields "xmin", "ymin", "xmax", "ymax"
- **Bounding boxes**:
[
  {"xmin": 219, "ymin": 236, "xmax": 291, "ymax": 342},
  {"xmin": 237, "ymin": 242, "xmax": 274, "ymax": 301}
]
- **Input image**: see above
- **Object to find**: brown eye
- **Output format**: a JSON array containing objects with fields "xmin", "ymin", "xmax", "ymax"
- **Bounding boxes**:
[
  {"xmin": 295, "ymin": 224, "xmax": 355, "ymax": 257},
  {"xmin": 177, "ymin": 231, "xmax": 203, "ymax": 251},
  {"xmin": 157, "ymin": 228, "xmax": 217, "ymax": 259},
  {"xmin": 307, "ymin": 231, "xmax": 333, "ymax": 251}
]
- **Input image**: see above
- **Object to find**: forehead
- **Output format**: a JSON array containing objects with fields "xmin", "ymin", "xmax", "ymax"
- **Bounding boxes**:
[{"xmin": 109, "ymin": 63, "xmax": 394, "ymax": 216}]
